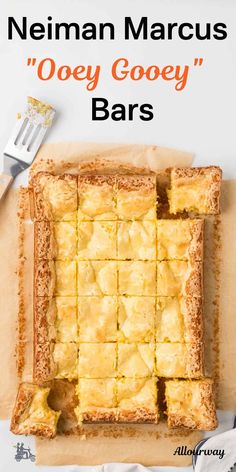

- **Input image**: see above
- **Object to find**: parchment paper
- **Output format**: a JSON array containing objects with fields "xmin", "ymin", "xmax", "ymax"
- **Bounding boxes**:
[
  {"xmin": 218, "ymin": 180, "xmax": 236, "ymax": 409},
  {"xmin": 29, "ymin": 142, "xmax": 194, "ymax": 176},
  {"xmin": 0, "ymin": 141, "xmax": 234, "ymax": 467},
  {"xmin": 0, "ymin": 189, "xmax": 19, "ymax": 416},
  {"xmin": 36, "ymin": 422, "xmax": 201, "ymax": 467}
]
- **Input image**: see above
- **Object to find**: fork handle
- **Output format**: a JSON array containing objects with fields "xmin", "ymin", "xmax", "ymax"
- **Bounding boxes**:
[{"xmin": 0, "ymin": 173, "xmax": 14, "ymax": 201}]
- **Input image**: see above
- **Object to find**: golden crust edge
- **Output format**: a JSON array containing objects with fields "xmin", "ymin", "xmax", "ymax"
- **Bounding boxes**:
[
  {"xmin": 116, "ymin": 174, "xmax": 157, "ymax": 192},
  {"xmin": 169, "ymin": 166, "xmax": 222, "ymax": 214},
  {"xmin": 78, "ymin": 174, "xmax": 117, "ymax": 189},
  {"xmin": 189, "ymin": 218, "xmax": 204, "ymax": 260},
  {"xmin": 184, "ymin": 260, "xmax": 203, "ymax": 298},
  {"xmin": 182, "ymin": 296, "xmax": 203, "ymax": 344},
  {"xmin": 30, "ymin": 172, "xmax": 78, "ymax": 221},
  {"xmin": 33, "ymin": 343, "xmax": 55, "ymax": 384},
  {"xmin": 117, "ymin": 407, "xmax": 159, "ymax": 423},
  {"xmin": 10, "ymin": 383, "xmax": 58, "ymax": 438},
  {"xmin": 186, "ymin": 342, "xmax": 204, "ymax": 378},
  {"xmin": 34, "ymin": 221, "xmax": 56, "ymax": 260},
  {"xmin": 77, "ymin": 408, "xmax": 159, "ymax": 424},
  {"xmin": 165, "ymin": 378, "xmax": 218, "ymax": 430},
  {"xmin": 34, "ymin": 259, "xmax": 55, "ymax": 298},
  {"xmin": 34, "ymin": 297, "xmax": 56, "ymax": 345}
]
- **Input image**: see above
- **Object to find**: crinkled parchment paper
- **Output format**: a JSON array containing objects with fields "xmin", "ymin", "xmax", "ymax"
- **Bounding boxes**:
[{"xmin": 0, "ymin": 141, "xmax": 234, "ymax": 466}]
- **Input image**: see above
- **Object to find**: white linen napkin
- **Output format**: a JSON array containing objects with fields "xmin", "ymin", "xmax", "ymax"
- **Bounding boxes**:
[{"xmin": 194, "ymin": 429, "xmax": 236, "ymax": 472}]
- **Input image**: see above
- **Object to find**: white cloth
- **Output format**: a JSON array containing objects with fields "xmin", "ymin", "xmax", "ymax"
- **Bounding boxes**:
[
  {"xmin": 194, "ymin": 429, "xmax": 236, "ymax": 472},
  {"xmin": 93, "ymin": 466, "xmax": 191, "ymax": 472}
]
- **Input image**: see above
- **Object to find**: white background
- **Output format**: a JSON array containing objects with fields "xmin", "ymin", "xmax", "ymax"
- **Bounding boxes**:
[
  {"xmin": 0, "ymin": 0, "xmax": 236, "ymax": 471},
  {"xmin": 1, "ymin": 0, "xmax": 236, "ymax": 179}
]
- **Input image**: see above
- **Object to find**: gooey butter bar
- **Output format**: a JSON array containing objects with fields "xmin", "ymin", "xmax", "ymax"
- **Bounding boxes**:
[
  {"xmin": 11, "ymin": 167, "xmax": 220, "ymax": 436},
  {"xmin": 33, "ymin": 173, "xmax": 160, "ymax": 424},
  {"xmin": 32, "ymin": 172, "xmax": 209, "ymax": 425}
]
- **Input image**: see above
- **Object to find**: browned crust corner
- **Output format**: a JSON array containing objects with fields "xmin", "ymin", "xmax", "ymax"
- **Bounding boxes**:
[
  {"xmin": 117, "ymin": 407, "xmax": 159, "ymax": 423},
  {"xmin": 166, "ymin": 379, "xmax": 218, "ymax": 430},
  {"xmin": 171, "ymin": 166, "xmax": 221, "ymax": 179},
  {"xmin": 29, "ymin": 172, "xmax": 54, "ymax": 221},
  {"xmin": 30, "ymin": 172, "xmax": 78, "ymax": 221},
  {"xmin": 10, "ymin": 383, "xmax": 35, "ymax": 433},
  {"xmin": 10, "ymin": 383, "xmax": 57, "ymax": 438}
]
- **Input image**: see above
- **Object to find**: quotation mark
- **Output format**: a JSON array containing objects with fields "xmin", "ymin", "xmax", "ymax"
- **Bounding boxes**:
[
  {"xmin": 27, "ymin": 58, "xmax": 37, "ymax": 66},
  {"xmin": 194, "ymin": 58, "xmax": 204, "ymax": 66}
]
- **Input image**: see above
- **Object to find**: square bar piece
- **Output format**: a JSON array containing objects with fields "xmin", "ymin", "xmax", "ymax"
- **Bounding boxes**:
[
  {"xmin": 116, "ymin": 175, "xmax": 157, "ymax": 220},
  {"xmin": 156, "ymin": 297, "xmax": 184, "ymax": 343},
  {"xmin": 165, "ymin": 379, "xmax": 218, "ymax": 430},
  {"xmin": 118, "ymin": 296, "xmax": 155, "ymax": 342},
  {"xmin": 55, "ymin": 261, "xmax": 77, "ymax": 296},
  {"xmin": 77, "ymin": 261, "xmax": 117, "ymax": 295},
  {"xmin": 53, "ymin": 222, "xmax": 77, "ymax": 259},
  {"xmin": 157, "ymin": 261, "xmax": 202, "ymax": 297},
  {"xmin": 168, "ymin": 166, "xmax": 222, "ymax": 215},
  {"xmin": 118, "ymin": 261, "xmax": 156, "ymax": 296},
  {"xmin": 35, "ymin": 260, "xmax": 77, "ymax": 298},
  {"xmin": 34, "ymin": 342, "xmax": 78, "ymax": 382},
  {"xmin": 156, "ymin": 343, "xmax": 203, "ymax": 378},
  {"xmin": 157, "ymin": 219, "xmax": 203, "ymax": 261},
  {"xmin": 31, "ymin": 172, "xmax": 78, "ymax": 221},
  {"xmin": 117, "ymin": 377, "xmax": 158, "ymax": 423},
  {"xmin": 77, "ymin": 222, "xmax": 116, "ymax": 259},
  {"xmin": 10, "ymin": 383, "xmax": 61, "ymax": 438},
  {"xmin": 78, "ymin": 343, "xmax": 116, "ymax": 378},
  {"xmin": 156, "ymin": 297, "xmax": 203, "ymax": 343},
  {"xmin": 54, "ymin": 297, "xmax": 78, "ymax": 342},
  {"xmin": 78, "ymin": 297, "xmax": 117, "ymax": 342},
  {"xmin": 118, "ymin": 221, "xmax": 156, "ymax": 260},
  {"xmin": 52, "ymin": 342, "xmax": 78, "ymax": 381},
  {"xmin": 75, "ymin": 379, "xmax": 117, "ymax": 423},
  {"xmin": 118, "ymin": 343, "xmax": 155, "ymax": 377},
  {"xmin": 34, "ymin": 297, "xmax": 78, "ymax": 344},
  {"xmin": 78, "ymin": 175, "xmax": 116, "ymax": 220},
  {"xmin": 34, "ymin": 221, "xmax": 77, "ymax": 260}
]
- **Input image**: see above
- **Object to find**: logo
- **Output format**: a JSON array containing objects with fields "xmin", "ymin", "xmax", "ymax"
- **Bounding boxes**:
[
  {"xmin": 13, "ymin": 443, "xmax": 36, "ymax": 462},
  {"xmin": 173, "ymin": 445, "xmax": 225, "ymax": 460}
]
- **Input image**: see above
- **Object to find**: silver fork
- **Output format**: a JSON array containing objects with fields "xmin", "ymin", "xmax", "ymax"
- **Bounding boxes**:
[{"xmin": 0, "ymin": 97, "xmax": 55, "ymax": 200}]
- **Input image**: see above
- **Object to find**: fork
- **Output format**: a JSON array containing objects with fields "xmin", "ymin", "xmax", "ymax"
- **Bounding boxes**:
[{"xmin": 0, "ymin": 96, "xmax": 55, "ymax": 201}]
